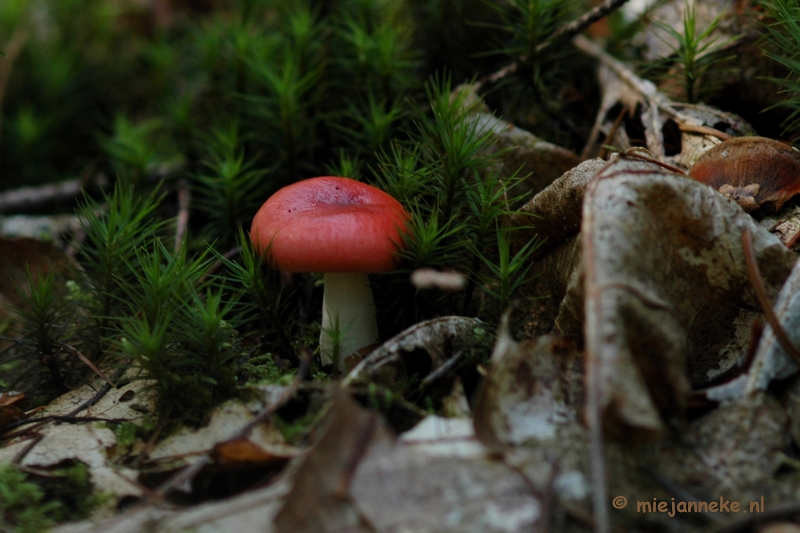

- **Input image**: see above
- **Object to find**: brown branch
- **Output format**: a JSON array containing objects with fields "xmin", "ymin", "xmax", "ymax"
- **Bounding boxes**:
[
  {"xmin": 678, "ymin": 123, "xmax": 732, "ymax": 141},
  {"xmin": 741, "ymin": 227, "xmax": 800, "ymax": 364},
  {"xmin": 581, "ymin": 174, "xmax": 611, "ymax": 533},
  {"xmin": 475, "ymin": 0, "xmax": 631, "ymax": 92},
  {"xmin": 53, "ymin": 342, "xmax": 115, "ymax": 388}
]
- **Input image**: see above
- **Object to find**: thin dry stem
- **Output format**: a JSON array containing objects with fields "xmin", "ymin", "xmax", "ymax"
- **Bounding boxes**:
[{"xmin": 741, "ymin": 227, "xmax": 800, "ymax": 364}]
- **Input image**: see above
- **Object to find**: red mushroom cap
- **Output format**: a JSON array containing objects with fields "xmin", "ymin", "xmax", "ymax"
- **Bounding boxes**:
[{"xmin": 250, "ymin": 177, "xmax": 410, "ymax": 273}]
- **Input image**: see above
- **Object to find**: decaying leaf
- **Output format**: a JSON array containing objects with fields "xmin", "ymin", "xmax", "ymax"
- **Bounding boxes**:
[
  {"xmin": 740, "ymin": 253, "xmax": 800, "ymax": 397},
  {"xmin": 648, "ymin": 392, "xmax": 789, "ymax": 502},
  {"xmin": 582, "ymin": 153, "xmax": 796, "ymax": 440},
  {"xmin": 351, "ymin": 420, "xmax": 542, "ymax": 533},
  {"xmin": 343, "ymin": 316, "xmax": 489, "ymax": 389},
  {"xmin": 455, "ymin": 83, "xmax": 583, "ymax": 198},
  {"xmin": 574, "ymin": 34, "xmax": 755, "ymax": 168},
  {"xmin": 689, "ymin": 137, "xmax": 800, "ymax": 212},
  {"xmin": 273, "ymin": 389, "xmax": 376, "ymax": 533},
  {"xmin": 473, "ymin": 327, "xmax": 584, "ymax": 449},
  {"xmin": 511, "ymin": 157, "xmax": 608, "ymax": 259},
  {"xmin": 148, "ymin": 401, "xmax": 299, "ymax": 468}
]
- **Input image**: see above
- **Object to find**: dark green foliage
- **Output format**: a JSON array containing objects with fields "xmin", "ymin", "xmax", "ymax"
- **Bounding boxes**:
[
  {"xmin": 0, "ymin": 462, "xmax": 102, "ymax": 532},
  {"xmin": 0, "ymin": 269, "xmax": 78, "ymax": 405},
  {"xmin": 760, "ymin": 0, "xmax": 800, "ymax": 137},
  {"xmin": 648, "ymin": 2, "xmax": 739, "ymax": 103},
  {"xmin": 101, "ymin": 115, "xmax": 183, "ymax": 189},
  {"xmin": 76, "ymin": 185, "xmax": 167, "ymax": 353},
  {"xmin": 116, "ymin": 241, "xmax": 244, "ymax": 426},
  {"xmin": 218, "ymin": 227, "xmax": 298, "ymax": 362},
  {"xmin": 192, "ymin": 123, "xmax": 269, "ymax": 247},
  {"xmin": 0, "ymin": 463, "xmax": 60, "ymax": 533},
  {"xmin": 372, "ymin": 76, "xmax": 540, "ymax": 329}
]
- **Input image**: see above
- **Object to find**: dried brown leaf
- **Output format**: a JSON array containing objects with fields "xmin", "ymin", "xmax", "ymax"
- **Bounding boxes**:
[{"xmin": 583, "ymin": 154, "xmax": 795, "ymax": 440}]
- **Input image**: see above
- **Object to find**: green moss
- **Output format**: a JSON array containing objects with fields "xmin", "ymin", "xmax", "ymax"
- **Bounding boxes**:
[
  {"xmin": 0, "ymin": 462, "xmax": 106, "ymax": 532},
  {"xmin": 240, "ymin": 353, "xmax": 297, "ymax": 386}
]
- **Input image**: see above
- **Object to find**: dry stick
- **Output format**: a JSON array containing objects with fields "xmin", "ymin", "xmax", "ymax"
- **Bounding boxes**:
[
  {"xmin": 0, "ymin": 365, "xmax": 130, "ymax": 443},
  {"xmin": 595, "ymin": 106, "xmax": 628, "ymax": 160},
  {"xmin": 475, "ymin": 0, "xmax": 631, "ymax": 92},
  {"xmin": 582, "ymin": 168, "xmax": 611, "ymax": 533},
  {"xmin": 678, "ymin": 123, "xmax": 732, "ymax": 141},
  {"xmin": 155, "ymin": 349, "xmax": 311, "ymax": 496},
  {"xmin": 0, "ymin": 180, "xmax": 82, "ymax": 213},
  {"xmin": 53, "ymin": 341, "xmax": 115, "ymax": 388},
  {"xmin": 741, "ymin": 228, "xmax": 800, "ymax": 364},
  {"xmin": 174, "ymin": 179, "xmax": 191, "ymax": 252},
  {"xmin": 572, "ymin": 34, "xmax": 737, "ymax": 161}
]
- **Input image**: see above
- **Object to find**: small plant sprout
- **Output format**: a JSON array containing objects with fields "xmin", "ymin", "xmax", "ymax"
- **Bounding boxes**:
[
  {"xmin": 760, "ymin": 0, "xmax": 800, "ymax": 136},
  {"xmin": 250, "ymin": 177, "xmax": 410, "ymax": 370},
  {"xmin": 651, "ymin": 0, "xmax": 740, "ymax": 103}
]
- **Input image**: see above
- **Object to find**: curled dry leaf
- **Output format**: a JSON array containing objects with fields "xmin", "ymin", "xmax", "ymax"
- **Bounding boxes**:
[
  {"xmin": 275, "ymin": 389, "xmax": 544, "ymax": 533},
  {"xmin": 688, "ymin": 137, "xmax": 800, "ymax": 212},
  {"xmin": 511, "ymin": 157, "xmax": 608, "ymax": 259},
  {"xmin": 342, "ymin": 316, "xmax": 488, "ymax": 388},
  {"xmin": 274, "ymin": 390, "xmax": 376, "ymax": 533},
  {"xmin": 455, "ymin": 83, "xmax": 582, "ymax": 197},
  {"xmin": 582, "ymin": 153, "xmax": 796, "ymax": 440},
  {"xmin": 149, "ymin": 401, "xmax": 300, "ymax": 472},
  {"xmin": 510, "ymin": 157, "xmax": 607, "ymax": 337},
  {"xmin": 574, "ymin": 34, "xmax": 755, "ymax": 168}
]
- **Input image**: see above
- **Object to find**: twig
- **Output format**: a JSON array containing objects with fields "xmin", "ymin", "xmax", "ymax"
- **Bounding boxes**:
[
  {"xmin": 741, "ymin": 227, "xmax": 800, "ymax": 364},
  {"xmin": 174, "ymin": 179, "xmax": 191, "ymax": 252},
  {"xmin": 582, "ymin": 166, "xmax": 611, "ymax": 533},
  {"xmin": 475, "ymin": 0, "xmax": 631, "ymax": 92},
  {"xmin": 594, "ymin": 106, "xmax": 628, "ymax": 160},
  {"xmin": 11, "ymin": 433, "xmax": 42, "ymax": 464},
  {"xmin": 133, "ymin": 408, "xmax": 172, "ymax": 470},
  {"xmin": 0, "ymin": 365, "xmax": 130, "ymax": 442},
  {"xmin": 0, "ymin": 176, "xmax": 106, "ymax": 214},
  {"xmin": 678, "ymin": 123, "xmax": 732, "ymax": 141},
  {"xmin": 417, "ymin": 350, "xmax": 464, "ymax": 391},
  {"xmin": 53, "ymin": 342, "xmax": 115, "ymax": 388}
]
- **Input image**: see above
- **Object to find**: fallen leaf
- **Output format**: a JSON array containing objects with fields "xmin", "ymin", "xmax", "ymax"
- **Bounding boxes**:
[
  {"xmin": 582, "ymin": 153, "xmax": 796, "ymax": 439},
  {"xmin": 343, "ymin": 316, "xmax": 489, "ymax": 390}
]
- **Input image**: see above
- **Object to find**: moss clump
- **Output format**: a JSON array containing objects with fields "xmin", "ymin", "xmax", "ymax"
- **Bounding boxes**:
[{"xmin": 0, "ymin": 461, "xmax": 106, "ymax": 532}]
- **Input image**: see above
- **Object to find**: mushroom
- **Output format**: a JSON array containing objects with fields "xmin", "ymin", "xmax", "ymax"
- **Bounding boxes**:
[
  {"xmin": 688, "ymin": 137, "xmax": 800, "ymax": 212},
  {"xmin": 250, "ymin": 176, "xmax": 410, "ymax": 369}
]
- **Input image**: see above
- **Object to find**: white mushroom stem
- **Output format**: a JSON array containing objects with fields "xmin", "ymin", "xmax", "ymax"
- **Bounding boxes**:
[{"xmin": 320, "ymin": 272, "xmax": 379, "ymax": 370}]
